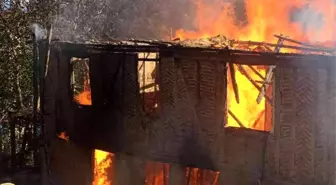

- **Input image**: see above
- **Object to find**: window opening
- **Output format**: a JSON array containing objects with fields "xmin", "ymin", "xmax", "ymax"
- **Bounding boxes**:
[
  {"xmin": 70, "ymin": 57, "xmax": 92, "ymax": 106},
  {"xmin": 138, "ymin": 53, "xmax": 160, "ymax": 114},
  {"xmin": 226, "ymin": 64, "xmax": 273, "ymax": 132}
]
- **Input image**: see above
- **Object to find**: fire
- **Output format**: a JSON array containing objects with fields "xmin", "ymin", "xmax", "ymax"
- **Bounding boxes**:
[
  {"xmin": 227, "ymin": 65, "xmax": 266, "ymax": 130},
  {"xmin": 75, "ymin": 78, "xmax": 92, "ymax": 106},
  {"xmin": 71, "ymin": 1, "xmax": 335, "ymax": 183},
  {"xmin": 57, "ymin": 132, "xmax": 69, "ymax": 142},
  {"xmin": 93, "ymin": 150, "xmax": 114, "ymax": 185},
  {"xmin": 175, "ymin": 0, "xmax": 335, "ymax": 131},
  {"xmin": 145, "ymin": 161, "xmax": 169, "ymax": 185},
  {"xmin": 75, "ymin": 91, "xmax": 92, "ymax": 105},
  {"xmin": 176, "ymin": 0, "xmax": 335, "ymax": 43}
]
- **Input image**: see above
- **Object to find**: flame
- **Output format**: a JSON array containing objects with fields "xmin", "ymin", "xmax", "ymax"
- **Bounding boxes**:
[
  {"xmin": 227, "ymin": 65, "xmax": 267, "ymax": 130},
  {"xmin": 93, "ymin": 150, "xmax": 114, "ymax": 185},
  {"xmin": 175, "ymin": 0, "xmax": 335, "ymax": 131},
  {"xmin": 145, "ymin": 161, "xmax": 169, "ymax": 185},
  {"xmin": 176, "ymin": 0, "xmax": 335, "ymax": 43},
  {"xmin": 73, "ymin": 1, "xmax": 335, "ymax": 183},
  {"xmin": 75, "ymin": 90, "xmax": 92, "ymax": 105},
  {"xmin": 57, "ymin": 132, "xmax": 69, "ymax": 142}
]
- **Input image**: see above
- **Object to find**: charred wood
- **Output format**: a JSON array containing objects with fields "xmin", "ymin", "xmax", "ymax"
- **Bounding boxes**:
[
  {"xmin": 228, "ymin": 109, "xmax": 245, "ymax": 128},
  {"xmin": 229, "ymin": 62, "xmax": 240, "ymax": 104},
  {"xmin": 274, "ymin": 34, "xmax": 335, "ymax": 52},
  {"xmin": 252, "ymin": 110, "xmax": 265, "ymax": 128},
  {"xmin": 236, "ymin": 65, "xmax": 272, "ymax": 105},
  {"xmin": 233, "ymin": 40, "xmax": 334, "ymax": 53},
  {"xmin": 247, "ymin": 65, "xmax": 265, "ymax": 80}
]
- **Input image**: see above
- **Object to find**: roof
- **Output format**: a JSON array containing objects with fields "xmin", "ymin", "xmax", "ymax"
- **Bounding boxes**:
[{"xmin": 42, "ymin": 35, "xmax": 336, "ymax": 69}]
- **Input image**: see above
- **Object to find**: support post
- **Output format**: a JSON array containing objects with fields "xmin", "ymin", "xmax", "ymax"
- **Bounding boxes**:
[
  {"xmin": 168, "ymin": 163, "xmax": 185, "ymax": 185},
  {"xmin": 114, "ymin": 153, "xmax": 145, "ymax": 185}
]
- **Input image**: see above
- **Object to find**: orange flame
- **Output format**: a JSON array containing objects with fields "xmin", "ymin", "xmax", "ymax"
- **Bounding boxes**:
[
  {"xmin": 93, "ymin": 150, "xmax": 114, "ymax": 185},
  {"xmin": 175, "ymin": 0, "xmax": 335, "ymax": 131},
  {"xmin": 145, "ymin": 161, "xmax": 169, "ymax": 185},
  {"xmin": 227, "ymin": 65, "xmax": 267, "ymax": 130},
  {"xmin": 57, "ymin": 132, "xmax": 69, "ymax": 142},
  {"xmin": 75, "ymin": 91, "xmax": 92, "ymax": 105},
  {"xmin": 74, "ymin": 1, "xmax": 335, "ymax": 183},
  {"xmin": 176, "ymin": 0, "xmax": 335, "ymax": 43}
]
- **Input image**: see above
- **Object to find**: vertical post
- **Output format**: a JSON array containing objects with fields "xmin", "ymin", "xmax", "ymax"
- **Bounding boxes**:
[
  {"xmin": 114, "ymin": 153, "xmax": 145, "ymax": 185},
  {"xmin": 168, "ymin": 163, "xmax": 185, "ymax": 185},
  {"xmin": 256, "ymin": 37, "xmax": 284, "ymax": 104},
  {"xmin": 32, "ymin": 32, "xmax": 39, "ymax": 167},
  {"xmin": 40, "ymin": 23, "xmax": 52, "ymax": 185},
  {"xmin": 264, "ymin": 80, "xmax": 273, "ymax": 131}
]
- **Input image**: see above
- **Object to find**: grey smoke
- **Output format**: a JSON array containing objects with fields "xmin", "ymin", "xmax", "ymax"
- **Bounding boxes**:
[
  {"xmin": 52, "ymin": 0, "xmax": 196, "ymax": 41},
  {"xmin": 31, "ymin": 23, "xmax": 46, "ymax": 41}
]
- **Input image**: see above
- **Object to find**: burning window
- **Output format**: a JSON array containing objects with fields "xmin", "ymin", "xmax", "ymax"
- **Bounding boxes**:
[
  {"xmin": 70, "ymin": 57, "xmax": 92, "ymax": 106},
  {"xmin": 144, "ymin": 161, "xmax": 169, "ymax": 185},
  {"xmin": 226, "ymin": 64, "xmax": 273, "ymax": 132},
  {"xmin": 93, "ymin": 149, "xmax": 114, "ymax": 185},
  {"xmin": 138, "ymin": 53, "xmax": 160, "ymax": 114},
  {"xmin": 185, "ymin": 168, "xmax": 219, "ymax": 185}
]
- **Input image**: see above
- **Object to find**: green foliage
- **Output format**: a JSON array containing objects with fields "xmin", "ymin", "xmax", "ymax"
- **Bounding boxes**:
[{"xmin": 0, "ymin": 0, "xmax": 56, "ymax": 170}]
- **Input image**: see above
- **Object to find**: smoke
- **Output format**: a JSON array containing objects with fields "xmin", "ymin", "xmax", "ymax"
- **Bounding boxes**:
[
  {"xmin": 290, "ymin": 2, "xmax": 334, "ymax": 43},
  {"xmin": 31, "ymin": 23, "xmax": 46, "ymax": 41},
  {"xmin": 49, "ymin": 0, "xmax": 335, "ymax": 43},
  {"xmin": 51, "ymin": 0, "xmax": 195, "ymax": 41}
]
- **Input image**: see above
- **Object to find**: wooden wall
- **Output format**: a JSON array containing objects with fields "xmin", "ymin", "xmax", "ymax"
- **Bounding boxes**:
[
  {"xmin": 42, "ymin": 43, "xmax": 336, "ymax": 185},
  {"xmin": 49, "ymin": 138, "xmax": 92, "ymax": 185},
  {"xmin": 265, "ymin": 66, "xmax": 336, "ymax": 185}
]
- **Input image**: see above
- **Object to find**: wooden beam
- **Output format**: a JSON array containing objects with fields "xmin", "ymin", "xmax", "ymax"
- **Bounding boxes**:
[
  {"xmin": 256, "ymin": 36, "xmax": 284, "ymax": 103},
  {"xmin": 114, "ymin": 153, "xmax": 145, "ymax": 185},
  {"xmin": 140, "ymin": 83, "xmax": 156, "ymax": 91},
  {"xmin": 229, "ymin": 62, "xmax": 240, "ymax": 104},
  {"xmin": 247, "ymin": 65, "xmax": 265, "ymax": 80},
  {"xmin": 236, "ymin": 65, "xmax": 273, "ymax": 105},
  {"xmin": 274, "ymin": 34, "xmax": 334, "ymax": 52},
  {"xmin": 168, "ymin": 163, "xmax": 185, "ymax": 185},
  {"xmin": 228, "ymin": 109, "xmax": 246, "ymax": 128},
  {"xmin": 252, "ymin": 110, "xmax": 265, "ymax": 128},
  {"xmin": 255, "ymin": 80, "xmax": 272, "ymax": 85},
  {"xmin": 232, "ymin": 40, "xmax": 334, "ymax": 53}
]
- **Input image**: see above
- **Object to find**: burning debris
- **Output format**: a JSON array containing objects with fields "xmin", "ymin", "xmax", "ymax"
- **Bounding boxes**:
[{"xmin": 174, "ymin": 35, "xmax": 232, "ymax": 48}]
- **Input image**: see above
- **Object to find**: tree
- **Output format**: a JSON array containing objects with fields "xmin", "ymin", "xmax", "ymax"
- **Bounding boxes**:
[{"xmin": 0, "ymin": 0, "xmax": 56, "ymax": 173}]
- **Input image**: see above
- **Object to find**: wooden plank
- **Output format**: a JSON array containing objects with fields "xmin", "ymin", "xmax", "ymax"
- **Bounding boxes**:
[
  {"xmin": 56, "ymin": 41, "xmax": 336, "ymax": 67},
  {"xmin": 326, "ymin": 69, "xmax": 336, "ymax": 185},
  {"xmin": 264, "ymin": 67, "xmax": 336, "ymax": 185},
  {"xmin": 168, "ymin": 163, "xmax": 185, "ymax": 185},
  {"xmin": 50, "ymin": 139, "xmax": 92, "ymax": 185},
  {"xmin": 314, "ymin": 69, "xmax": 329, "ymax": 184},
  {"xmin": 91, "ymin": 53, "xmax": 139, "ymax": 152},
  {"xmin": 56, "ymin": 53, "xmax": 74, "ymax": 136},
  {"xmin": 293, "ymin": 68, "xmax": 316, "ymax": 184},
  {"xmin": 229, "ymin": 62, "xmax": 240, "ymax": 103},
  {"xmin": 89, "ymin": 54, "xmax": 103, "ymax": 108},
  {"xmin": 42, "ymin": 45, "xmax": 59, "ymax": 141},
  {"xmin": 114, "ymin": 153, "xmax": 145, "ymax": 185}
]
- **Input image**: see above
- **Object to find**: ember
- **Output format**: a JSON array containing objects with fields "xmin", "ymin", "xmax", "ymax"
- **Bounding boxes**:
[{"xmin": 57, "ymin": 132, "xmax": 69, "ymax": 142}]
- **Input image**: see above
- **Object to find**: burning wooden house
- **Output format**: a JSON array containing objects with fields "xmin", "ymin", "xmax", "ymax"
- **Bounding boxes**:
[{"xmin": 37, "ymin": 35, "xmax": 336, "ymax": 185}]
